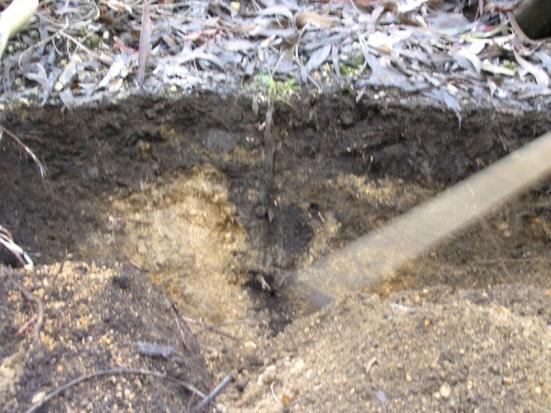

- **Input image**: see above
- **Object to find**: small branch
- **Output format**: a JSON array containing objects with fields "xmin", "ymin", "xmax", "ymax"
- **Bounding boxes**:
[
  {"xmin": 15, "ymin": 314, "xmax": 37, "ymax": 336},
  {"xmin": 58, "ymin": 30, "xmax": 113, "ymax": 65},
  {"xmin": 190, "ymin": 372, "xmax": 235, "ymax": 413},
  {"xmin": 24, "ymin": 368, "xmax": 207, "ymax": 413},
  {"xmin": 171, "ymin": 302, "xmax": 193, "ymax": 352},
  {"xmin": 10, "ymin": 281, "xmax": 44, "ymax": 352},
  {"xmin": 17, "ymin": 29, "xmax": 62, "ymax": 68},
  {"xmin": 270, "ymin": 382, "xmax": 286, "ymax": 411},
  {"xmin": 0, "ymin": 225, "xmax": 34, "ymax": 269},
  {"xmin": 0, "ymin": 124, "xmax": 46, "ymax": 178},
  {"xmin": 174, "ymin": 314, "xmax": 193, "ymax": 351}
]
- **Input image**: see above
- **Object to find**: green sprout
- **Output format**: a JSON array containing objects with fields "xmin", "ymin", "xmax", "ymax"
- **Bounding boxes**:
[
  {"xmin": 339, "ymin": 53, "xmax": 364, "ymax": 77},
  {"xmin": 251, "ymin": 72, "xmax": 297, "ymax": 104}
]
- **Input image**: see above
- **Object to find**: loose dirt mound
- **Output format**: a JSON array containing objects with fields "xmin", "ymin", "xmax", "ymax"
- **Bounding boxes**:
[
  {"xmin": 0, "ymin": 262, "xmax": 211, "ymax": 413},
  {"xmin": 225, "ymin": 285, "xmax": 551, "ymax": 412}
]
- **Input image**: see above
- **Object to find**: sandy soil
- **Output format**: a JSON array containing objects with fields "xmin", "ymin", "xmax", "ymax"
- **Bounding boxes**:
[{"xmin": 220, "ymin": 284, "xmax": 551, "ymax": 412}]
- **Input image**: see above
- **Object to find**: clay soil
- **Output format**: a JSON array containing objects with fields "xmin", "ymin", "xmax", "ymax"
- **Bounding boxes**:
[{"xmin": 0, "ymin": 93, "xmax": 550, "ymax": 412}]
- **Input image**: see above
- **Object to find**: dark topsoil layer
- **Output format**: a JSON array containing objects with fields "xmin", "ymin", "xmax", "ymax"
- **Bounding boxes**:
[
  {"xmin": 0, "ymin": 93, "xmax": 550, "ymax": 412},
  {"xmin": 1, "ymin": 93, "xmax": 549, "ymax": 263}
]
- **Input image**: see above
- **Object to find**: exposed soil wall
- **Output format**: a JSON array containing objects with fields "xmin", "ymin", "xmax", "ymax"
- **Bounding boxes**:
[{"xmin": 1, "ymin": 94, "xmax": 550, "ymax": 412}]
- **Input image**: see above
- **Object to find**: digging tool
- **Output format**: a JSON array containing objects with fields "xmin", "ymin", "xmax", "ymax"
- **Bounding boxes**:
[
  {"xmin": 286, "ymin": 131, "xmax": 551, "ymax": 309},
  {"xmin": 0, "ymin": 0, "xmax": 38, "ymax": 62}
]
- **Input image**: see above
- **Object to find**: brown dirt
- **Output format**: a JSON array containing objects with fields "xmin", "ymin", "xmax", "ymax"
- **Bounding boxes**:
[
  {"xmin": 226, "ymin": 285, "xmax": 551, "ymax": 412},
  {"xmin": 0, "ymin": 93, "xmax": 550, "ymax": 412},
  {"xmin": 0, "ymin": 263, "xmax": 211, "ymax": 413}
]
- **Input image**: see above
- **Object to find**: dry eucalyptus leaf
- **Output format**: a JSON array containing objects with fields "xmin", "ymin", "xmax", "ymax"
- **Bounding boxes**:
[
  {"xmin": 296, "ymin": 11, "xmax": 337, "ymax": 29},
  {"xmin": 514, "ymin": 50, "xmax": 549, "ymax": 88}
]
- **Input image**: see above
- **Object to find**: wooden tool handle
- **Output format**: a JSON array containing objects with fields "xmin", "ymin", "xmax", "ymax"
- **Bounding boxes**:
[{"xmin": 291, "ymin": 131, "xmax": 551, "ymax": 308}]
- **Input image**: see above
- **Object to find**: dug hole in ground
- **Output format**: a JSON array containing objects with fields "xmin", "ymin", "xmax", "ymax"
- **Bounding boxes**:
[{"xmin": 1, "ymin": 93, "xmax": 550, "ymax": 412}]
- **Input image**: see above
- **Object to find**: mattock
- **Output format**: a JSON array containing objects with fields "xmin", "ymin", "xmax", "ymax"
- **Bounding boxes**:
[{"xmin": 286, "ymin": 131, "xmax": 551, "ymax": 309}]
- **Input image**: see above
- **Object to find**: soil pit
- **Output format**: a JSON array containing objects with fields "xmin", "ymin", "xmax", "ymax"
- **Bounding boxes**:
[{"xmin": 1, "ymin": 94, "xmax": 550, "ymax": 412}]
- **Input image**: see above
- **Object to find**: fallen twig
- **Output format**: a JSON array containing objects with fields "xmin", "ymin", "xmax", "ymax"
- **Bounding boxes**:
[
  {"xmin": 58, "ymin": 30, "xmax": 113, "ymax": 65},
  {"xmin": 24, "ymin": 367, "xmax": 208, "ymax": 413},
  {"xmin": 0, "ymin": 124, "xmax": 46, "ymax": 178},
  {"xmin": 15, "ymin": 314, "xmax": 37, "ymax": 336},
  {"xmin": 174, "ymin": 314, "xmax": 193, "ymax": 351},
  {"xmin": 270, "ymin": 382, "xmax": 286, "ymax": 411},
  {"xmin": 10, "ymin": 281, "xmax": 44, "ymax": 352},
  {"xmin": 0, "ymin": 225, "xmax": 34, "ymax": 268},
  {"xmin": 190, "ymin": 372, "xmax": 235, "ymax": 413},
  {"xmin": 170, "ymin": 302, "xmax": 193, "ymax": 352}
]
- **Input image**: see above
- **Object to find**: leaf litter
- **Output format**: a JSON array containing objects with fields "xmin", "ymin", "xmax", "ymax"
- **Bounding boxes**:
[{"xmin": 0, "ymin": 0, "xmax": 549, "ymax": 111}]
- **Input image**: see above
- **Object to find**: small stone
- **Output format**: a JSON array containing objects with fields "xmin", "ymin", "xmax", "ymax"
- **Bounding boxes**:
[
  {"xmin": 290, "ymin": 358, "xmax": 305, "ymax": 375},
  {"xmin": 205, "ymin": 129, "xmax": 235, "ymax": 153},
  {"xmin": 99, "ymin": 335, "xmax": 112, "ymax": 346},
  {"xmin": 243, "ymin": 341, "xmax": 257, "ymax": 350},
  {"xmin": 32, "ymin": 391, "xmax": 46, "ymax": 404},
  {"xmin": 257, "ymin": 365, "xmax": 277, "ymax": 385},
  {"xmin": 339, "ymin": 109, "xmax": 355, "ymax": 127},
  {"xmin": 254, "ymin": 205, "xmax": 267, "ymax": 219},
  {"xmin": 236, "ymin": 378, "xmax": 248, "ymax": 392},
  {"xmin": 375, "ymin": 389, "xmax": 388, "ymax": 404},
  {"xmin": 247, "ymin": 354, "xmax": 264, "ymax": 366},
  {"xmin": 124, "ymin": 388, "xmax": 134, "ymax": 400},
  {"xmin": 502, "ymin": 376, "xmax": 513, "ymax": 385},
  {"xmin": 439, "ymin": 383, "xmax": 452, "ymax": 399},
  {"xmin": 282, "ymin": 393, "xmax": 293, "ymax": 407},
  {"xmin": 87, "ymin": 166, "xmax": 100, "ymax": 180},
  {"xmin": 137, "ymin": 242, "xmax": 147, "ymax": 255},
  {"xmin": 87, "ymin": 33, "xmax": 101, "ymax": 48}
]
